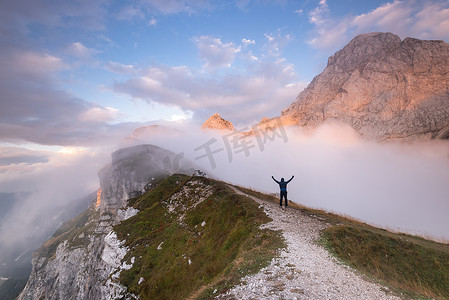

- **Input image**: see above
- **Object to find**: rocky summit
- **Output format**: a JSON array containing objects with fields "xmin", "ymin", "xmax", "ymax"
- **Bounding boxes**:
[
  {"xmin": 282, "ymin": 32, "xmax": 449, "ymax": 141},
  {"xmin": 201, "ymin": 113, "xmax": 234, "ymax": 131}
]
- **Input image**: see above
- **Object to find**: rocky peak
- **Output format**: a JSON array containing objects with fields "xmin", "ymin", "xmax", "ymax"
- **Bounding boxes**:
[
  {"xmin": 201, "ymin": 113, "xmax": 234, "ymax": 131},
  {"xmin": 327, "ymin": 32, "xmax": 401, "ymax": 70},
  {"xmin": 98, "ymin": 144, "xmax": 192, "ymax": 215},
  {"xmin": 282, "ymin": 32, "xmax": 449, "ymax": 141}
]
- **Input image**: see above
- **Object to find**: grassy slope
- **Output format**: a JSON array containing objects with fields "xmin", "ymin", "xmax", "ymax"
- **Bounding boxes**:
[
  {"xmin": 29, "ymin": 175, "xmax": 448, "ymax": 299},
  {"xmin": 114, "ymin": 174, "xmax": 285, "ymax": 300},
  {"xmin": 236, "ymin": 186, "xmax": 449, "ymax": 299},
  {"xmin": 323, "ymin": 226, "xmax": 449, "ymax": 299}
]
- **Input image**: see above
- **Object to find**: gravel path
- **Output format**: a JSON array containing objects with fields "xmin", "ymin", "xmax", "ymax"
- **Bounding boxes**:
[{"xmin": 220, "ymin": 186, "xmax": 400, "ymax": 300}]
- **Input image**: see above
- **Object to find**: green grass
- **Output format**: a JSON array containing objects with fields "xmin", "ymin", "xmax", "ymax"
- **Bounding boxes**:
[
  {"xmin": 114, "ymin": 174, "xmax": 285, "ymax": 300},
  {"xmin": 234, "ymin": 185, "xmax": 449, "ymax": 299},
  {"xmin": 322, "ymin": 225, "xmax": 449, "ymax": 299}
]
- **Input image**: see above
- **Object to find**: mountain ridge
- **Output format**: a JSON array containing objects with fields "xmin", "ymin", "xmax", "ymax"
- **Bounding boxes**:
[
  {"xmin": 17, "ymin": 143, "xmax": 449, "ymax": 299},
  {"xmin": 18, "ymin": 145, "xmax": 193, "ymax": 300},
  {"xmin": 281, "ymin": 32, "xmax": 449, "ymax": 141},
  {"xmin": 18, "ymin": 151, "xmax": 283, "ymax": 299}
]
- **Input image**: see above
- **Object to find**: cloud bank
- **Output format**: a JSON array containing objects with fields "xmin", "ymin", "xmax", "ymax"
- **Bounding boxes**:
[
  {"xmin": 111, "ymin": 34, "xmax": 307, "ymax": 125},
  {"xmin": 142, "ymin": 123, "xmax": 449, "ymax": 241}
]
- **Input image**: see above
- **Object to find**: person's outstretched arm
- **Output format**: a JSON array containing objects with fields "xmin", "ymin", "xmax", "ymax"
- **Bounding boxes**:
[
  {"xmin": 271, "ymin": 176, "xmax": 280, "ymax": 184},
  {"xmin": 286, "ymin": 175, "xmax": 294, "ymax": 183}
]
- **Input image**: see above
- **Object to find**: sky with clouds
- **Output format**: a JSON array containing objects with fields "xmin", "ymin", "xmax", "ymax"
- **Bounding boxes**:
[{"xmin": 1, "ymin": 0, "xmax": 449, "ymax": 186}]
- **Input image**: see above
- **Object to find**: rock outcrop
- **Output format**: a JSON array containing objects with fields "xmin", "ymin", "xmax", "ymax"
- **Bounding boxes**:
[
  {"xmin": 282, "ymin": 32, "xmax": 449, "ymax": 141},
  {"xmin": 18, "ymin": 145, "xmax": 193, "ymax": 300},
  {"xmin": 98, "ymin": 144, "xmax": 190, "ymax": 215},
  {"xmin": 201, "ymin": 113, "xmax": 234, "ymax": 131}
]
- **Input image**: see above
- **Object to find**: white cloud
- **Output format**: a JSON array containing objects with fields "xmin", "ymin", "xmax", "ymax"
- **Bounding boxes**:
[
  {"xmin": 148, "ymin": 17, "xmax": 158, "ymax": 26},
  {"xmin": 242, "ymin": 38, "xmax": 255, "ymax": 46},
  {"xmin": 0, "ymin": 50, "xmax": 67, "ymax": 87},
  {"xmin": 10, "ymin": 51, "xmax": 67, "ymax": 76},
  {"xmin": 248, "ymin": 52, "xmax": 258, "ymax": 61},
  {"xmin": 351, "ymin": 1, "xmax": 414, "ymax": 36},
  {"xmin": 23, "ymin": 52, "xmax": 65, "ymax": 70},
  {"xmin": 0, "ymin": 146, "xmax": 49, "ymax": 167},
  {"xmin": 0, "ymin": 44, "xmax": 135, "ymax": 147},
  {"xmin": 410, "ymin": 2, "xmax": 449, "ymax": 39},
  {"xmin": 194, "ymin": 36, "xmax": 241, "ymax": 69},
  {"xmin": 66, "ymin": 42, "xmax": 100, "ymax": 60},
  {"xmin": 308, "ymin": 21, "xmax": 351, "ymax": 49},
  {"xmin": 0, "ymin": 47, "xmax": 134, "ymax": 146},
  {"xmin": 105, "ymin": 61, "xmax": 139, "ymax": 75},
  {"xmin": 307, "ymin": 0, "xmax": 449, "ymax": 52},
  {"xmin": 170, "ymin": 111, "xmax": 193, "ymax": 121},
  {"xmin": 309, "ymin": 0, "xmax": 329, "ymax": 24},
  {"xmin": 78, "ymin": 107, "xmax": 119, "ymax": 123},
  {"xmin": 263, "ymin": 29, "xmax": 292, "ymax": 57},
  {"xmin": 112, "ymin": 56, "xmax": 307, "ymax": 124},
  {"xmin": 116, "ymin": 5, "xmax": 145, "ymax": 21}
]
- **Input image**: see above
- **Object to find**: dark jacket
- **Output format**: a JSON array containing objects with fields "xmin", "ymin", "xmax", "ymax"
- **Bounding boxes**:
[{"xmin": 272, "ymin": 176, "xmax": 294, "ymax": 191}]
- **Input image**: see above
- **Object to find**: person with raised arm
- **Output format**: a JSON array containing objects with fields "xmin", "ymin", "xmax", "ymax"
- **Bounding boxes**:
[{"xmin": 272, "ymin": 175, "xmax": 294, "ymax": 209}]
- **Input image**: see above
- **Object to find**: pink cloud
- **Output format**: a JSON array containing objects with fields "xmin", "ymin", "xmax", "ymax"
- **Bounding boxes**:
[
  {"xmin": 105, "ymin": 61, "xmax": 139, "ymax": 75},
  {"xmin": 307, "ymin": 0, "xmax": 449, "ymax": 52},
  {"xmin": 412, "ymin": 3, "xmax": 449, "ymax": 39},
  {"xmin": 112, "ymin": 57, "xmax": 307, "ymax": 124},
  {"xmin": 4, "ymin": 51, "xmax": 67, "ymax": 79},
  {"xmin": 78, "ymin": 107, "xmax": 119, "ymax": 123}
]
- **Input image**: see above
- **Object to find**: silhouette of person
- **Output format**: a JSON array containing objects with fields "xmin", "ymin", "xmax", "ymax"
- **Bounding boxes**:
[{"xmin": 272, "ymin": 175, "xmax": 294, "ymax": 208}]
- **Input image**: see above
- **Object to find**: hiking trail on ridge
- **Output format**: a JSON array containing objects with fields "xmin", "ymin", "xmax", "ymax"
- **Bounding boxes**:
[{"xmin": 220, "ymin": 185, "xmax": 399, "ymax": 300}]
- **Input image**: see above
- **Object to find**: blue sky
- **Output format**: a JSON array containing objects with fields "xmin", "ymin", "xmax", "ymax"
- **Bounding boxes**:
[{"xmin": 1, "ymin": 0, "xmax": 449, "ymax": 178}]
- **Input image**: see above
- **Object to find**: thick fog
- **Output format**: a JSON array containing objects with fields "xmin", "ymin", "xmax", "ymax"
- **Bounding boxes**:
[
  {"xmin": 145, "ymin": 122, "xmax": 449, "ymax": 241},
  {"xmin": 0, "ymin": 149, "xmax": 110, "ymax": 276},
  {"xmin": 1, "ymin": 120, "xmax": 448, "ymax": 276}
]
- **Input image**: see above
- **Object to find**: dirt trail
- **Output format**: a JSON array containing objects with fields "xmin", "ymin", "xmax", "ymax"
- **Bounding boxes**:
[{"xmin": 220, "ymin": 186, "xmax": 400, "ymax": 300}]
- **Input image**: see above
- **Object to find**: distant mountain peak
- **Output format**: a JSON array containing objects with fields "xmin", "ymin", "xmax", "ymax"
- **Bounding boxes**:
[
  {"xmin": 201, "ymin": 113, "xmax": 234, "ymax": 131},
  {"xmin": 282, "ymin": 32, "xmax": 449, "ymax": 141}
]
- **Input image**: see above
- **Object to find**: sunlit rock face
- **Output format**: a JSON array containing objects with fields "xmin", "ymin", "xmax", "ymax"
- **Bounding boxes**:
[
  {"xmin": 282, "ymin": 32, "xmax": 449, "ymax": 141},
  {"xmin": 201, "ymin": 113, "xmax": 234, "ymax": 131}
]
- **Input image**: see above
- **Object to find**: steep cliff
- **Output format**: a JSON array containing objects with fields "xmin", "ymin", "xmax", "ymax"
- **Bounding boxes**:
[
  {"xmin": 282, "ymin": 32, "xmax": 449, "ymax": 141},
  {"xmin": 97, "ymin": 144, "xmax": 191, "ymax": 215},
  {"xmin": 18, "ymin": 145, "xmax": 192, "ymax": 300}
]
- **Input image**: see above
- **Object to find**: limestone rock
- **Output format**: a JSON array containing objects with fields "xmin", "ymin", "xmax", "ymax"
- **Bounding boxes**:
[
  {"xmin": 18, "ymin": 145, "xmax": 194, "ymax": 300},
  {"xmin": 201, "ymin": 113, "xmax": 234, "ymax": 131},
  {"xmin": 282, "ymin": 32, "xmax": 449, "ymax": 141},
  {"xmin": 97, "ymin": 144, "xmax": 186, "ymax": 216}
]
